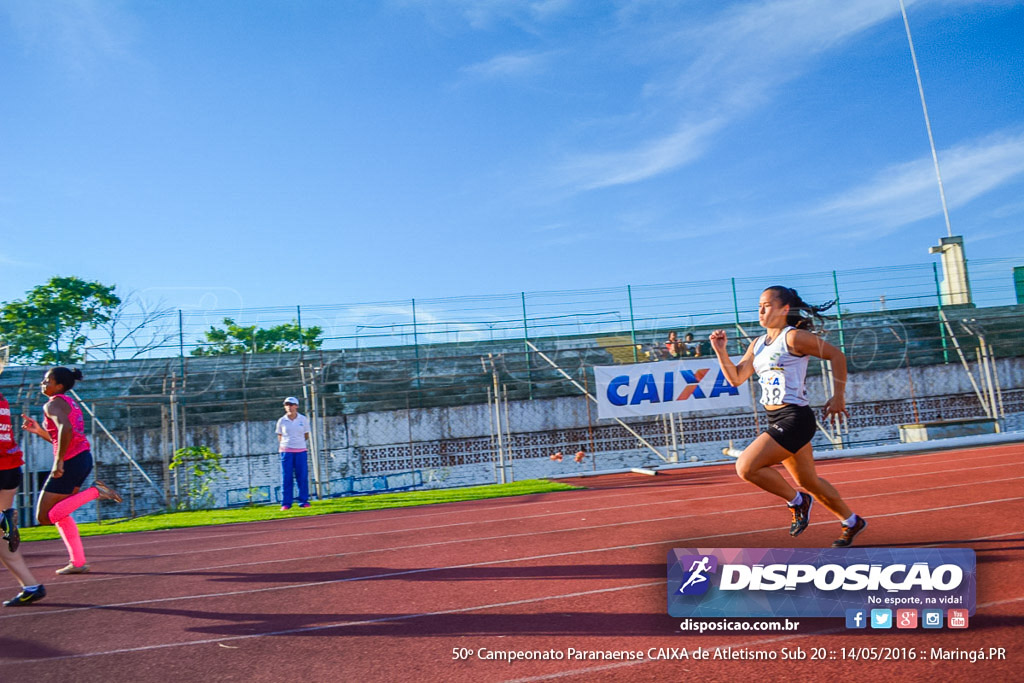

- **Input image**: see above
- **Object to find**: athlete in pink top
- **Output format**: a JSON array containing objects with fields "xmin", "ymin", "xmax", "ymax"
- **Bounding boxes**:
[
  {"xmin": 42, "ymin": 394, "xmax": 90, "ymax": 462},
  {"xmin": 21, "ymin": 367, "xmax": 121, "ymax": 574}
]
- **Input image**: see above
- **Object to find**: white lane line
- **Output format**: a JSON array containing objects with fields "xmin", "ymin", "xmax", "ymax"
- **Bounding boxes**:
[
  {"xmin": 978, "ymin": 595, "xmax": 1024, "ymax": 609},
  {"xmin": 8, "ymin": 470, "xmax": 1024, "ymax": 593},
  {"xmin": 924, "ymin": 530, "xmax": 1024, "ymax": 545},
  {"xmin": 10, "ymin": 538, "xmax": 1024, "ymax": 667},
  {"xmin": 19, "ymin": 457, "xmax": 1022, "ymax": 576},
  {"xmin": 918, "ymin": 529, "xmax": 1024, "ymax": 546},
  {"xmin": 62, "ymin": 446, "xmax": 1022, "ymax": 553},
  {"xmin": 2, "ymin": 498, "xmax": 1021, "ymax": 623},
  {"xmin": 2, "ymin": 580, "xmax": 666, "ymax": 664},
  {"xmin": 12, "ymin": 586, "xmax": 1024, "ymax": 667}
]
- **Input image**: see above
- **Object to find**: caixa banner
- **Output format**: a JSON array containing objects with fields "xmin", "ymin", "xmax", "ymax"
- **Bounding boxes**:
[
  {"xmin": 668, "ymin": 548, "xmax": 976, "ymax": 618},
  {"xmin": 593, "ymin": 357, "xmax": 751, "ymax": 420}
]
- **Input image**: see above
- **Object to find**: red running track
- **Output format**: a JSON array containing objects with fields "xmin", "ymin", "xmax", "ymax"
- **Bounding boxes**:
[{"xmin": 0, "ymin": 443, "xmax": 1021, "ymax": 682}]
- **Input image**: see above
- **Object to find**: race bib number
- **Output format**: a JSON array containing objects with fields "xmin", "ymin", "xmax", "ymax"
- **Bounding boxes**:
[{"xmin": 759, "ymin": 368, "xmax": 786, "ymax": 405}]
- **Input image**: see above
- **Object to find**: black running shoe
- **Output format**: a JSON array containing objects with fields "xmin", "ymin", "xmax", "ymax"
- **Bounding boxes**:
[
  {"xmin": 788, "ymin": 494, "xmax": 813, "ymax": 537},
  {"xmin": 3, "ymin": 584, "xmax": 46, "ymax": 607},
  {"xmin": 832, "ymin": 516, "xmax": 868, "ymax": 548},
  {"xmin": 1, "ymin": 509, "xmax": 18, "ymax": 553}
]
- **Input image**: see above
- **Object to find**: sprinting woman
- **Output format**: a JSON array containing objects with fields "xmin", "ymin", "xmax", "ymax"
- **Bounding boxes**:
[
  {"xmin": 709, "ymin": 286, "xmax": 866, "ymax": 547},
  {"xmin": 0, "ymin": 390, "xmax": 45, "ymax": 605},
  {"xmin": 20, "ymin": 367, "xmax": 121, "ymax": 574}
]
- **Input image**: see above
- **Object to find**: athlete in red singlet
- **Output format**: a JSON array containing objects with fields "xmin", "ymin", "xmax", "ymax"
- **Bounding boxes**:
[{"xmin": 0, "ymin": 390, "xmax": 46, "ymax": 605}]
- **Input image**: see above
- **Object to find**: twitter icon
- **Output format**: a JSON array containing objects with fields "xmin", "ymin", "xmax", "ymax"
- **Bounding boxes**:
[{"xmin": 870, "ymin": 609, "xmax": 893, "ymax": 629}]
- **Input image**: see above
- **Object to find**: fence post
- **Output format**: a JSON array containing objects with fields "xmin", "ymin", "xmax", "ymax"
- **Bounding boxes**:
[
  {"xmin": 177, "ymin": 310, "xmax": 187, "ymax": 452},
  {"xmin": 411, "ymin": 298, "xmax": 422, "ymax": 405},
  {"xmin": 932, "ymin": 263, "xmax": 950, "ymax": 363},
  {"xmin": 731, "ymin": 278, "xmax": 742, "ymax": 355},
  {"xmin": 832, "ymin": 271, "xmax": 846, "ymax": 353},
  {"xmin": 178, "ymin": 310, "xmax": 185, "ymax": 375},
  {"xmin": 627, "ymin": 285, "xmax": 638, "ymax": 363},
  {"xmin": 168, "ymin": 374, "xmax": 180, "ymax": 508},
  {"xmin": 521, "ymin": 292, "xmax": 533, "ymax": 399},
  {"xmin": 309, "ymin": 365, "xmax": 323, "ymax": 500},
  {"xmin": 241, "ymin": 356, "xmax": 253, "ymax": 506},
  {"xmin": 92, "ymin": 406, "xmax": 100, "ymax": 523}
]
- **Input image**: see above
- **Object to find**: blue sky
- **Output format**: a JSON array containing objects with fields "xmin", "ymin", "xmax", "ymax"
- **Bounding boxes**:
[{"xmin": 1, "ymin": 0, "xmax": 1022, "ymax": 320}]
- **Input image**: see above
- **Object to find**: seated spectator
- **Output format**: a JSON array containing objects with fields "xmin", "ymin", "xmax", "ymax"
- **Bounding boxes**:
[
  {"xmin": 683, "ymin": 332, "xmax": 702, "ymax": 357},
  {"xmin": 664, "ymin": 331, "xmax": 684, "ymax": 359}
]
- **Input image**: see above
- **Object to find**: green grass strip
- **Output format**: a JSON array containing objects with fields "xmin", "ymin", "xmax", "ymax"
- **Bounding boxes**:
[{"xmin": 18, "ymin": 479, "xmax": 580, "ymax": 542}]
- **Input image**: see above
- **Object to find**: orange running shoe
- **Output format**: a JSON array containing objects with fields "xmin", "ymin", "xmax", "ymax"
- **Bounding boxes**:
[
  {"xmin": 93, "ymin": 480, "xmax": 123, "ymax": 503},
  {"xmin": 832, "ymin": 516, "xmax": 868, "ymax": 548}
]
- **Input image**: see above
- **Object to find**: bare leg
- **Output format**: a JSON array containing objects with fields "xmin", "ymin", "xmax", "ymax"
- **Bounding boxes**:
[
  {"xmin": 0, "ymin": 489, "xmax": 38, "ymax": 588},
  {"xmin": 0, "ymin": 543, "xmax": 38, "ymax": 588},
  {"xmin": 36, "ymin": 490, "xmax": 73, "ymax": 526},
  {"xmin": 781, "ymin": 444, "xmax": 853, "ymax": 521},
  {"xmin": 735, "ymin": 433, "xmax": 800, "ymax": 501}
]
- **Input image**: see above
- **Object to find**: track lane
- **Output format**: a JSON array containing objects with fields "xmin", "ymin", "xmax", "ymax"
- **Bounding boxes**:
[{"xmin": 0, "ymin": 444, "xmax": 1021, "ymax": 682}]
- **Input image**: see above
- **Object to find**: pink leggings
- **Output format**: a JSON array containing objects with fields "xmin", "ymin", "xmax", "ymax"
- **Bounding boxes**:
[{"xmin": 48, "ymin": 487, "xmax": 99, "ymax": 567}]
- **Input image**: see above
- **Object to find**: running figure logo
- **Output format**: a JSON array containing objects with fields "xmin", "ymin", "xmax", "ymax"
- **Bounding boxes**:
[{"xmin": 677, "ymin": 554, "xmax": 718, "ymax": 595}]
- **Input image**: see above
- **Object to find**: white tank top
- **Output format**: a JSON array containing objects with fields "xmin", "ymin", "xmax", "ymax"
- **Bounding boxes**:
[{"xmin": 752, "ymin": 326, "xmax": 810, "ymax": 407}]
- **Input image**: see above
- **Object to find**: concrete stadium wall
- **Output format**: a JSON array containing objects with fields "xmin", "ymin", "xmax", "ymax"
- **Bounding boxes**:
[{"xmin": 12, "ymin": 356, "xmax": 1021, "ymax": 524}]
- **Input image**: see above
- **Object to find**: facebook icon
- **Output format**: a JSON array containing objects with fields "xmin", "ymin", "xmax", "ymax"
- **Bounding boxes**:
[{"xmin": 845, "ymin": 609, "xmax": 867, "ymax": 629}]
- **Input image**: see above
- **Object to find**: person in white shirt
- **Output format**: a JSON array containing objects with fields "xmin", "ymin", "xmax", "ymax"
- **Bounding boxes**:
[
  {"xmin": 682, "ymin": 332, "xmax": 702, "ymax": 357},
  {"xmin": 709, "ymin": 286, "xmax": 865, "ymax": 548},
  {"xmin": 275, "ymin": 397, "xmax": 310, "ymax": 510}
]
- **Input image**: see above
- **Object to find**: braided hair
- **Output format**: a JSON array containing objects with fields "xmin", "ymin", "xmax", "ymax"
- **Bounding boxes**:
[{"xmin": 763, "ymin": 286, "xmax": 835, "ymax": 332}]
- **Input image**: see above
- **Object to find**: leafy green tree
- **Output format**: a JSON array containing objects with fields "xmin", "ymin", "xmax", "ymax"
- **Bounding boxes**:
[
  {"xmin": 0, "ymin": 277, "xmax": 121, "ymax": 364},
  {"xmin": 191, "ymin": 318, "xmax": 323, "ymax": 356},
  {"xmin": 169, "ymin": 445, "xmax": 227, "ymax": 510}
]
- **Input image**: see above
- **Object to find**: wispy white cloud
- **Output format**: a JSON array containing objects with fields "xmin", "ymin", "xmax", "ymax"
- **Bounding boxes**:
[
  {"xmin": 808, "ymin": 129, "xmax": 1024, "ymax": 236},
  {"xmin": 970, "ymin": 226, "xmax": 1024, "ymax": 243},
  {"xmin": 0, "ymin": 0, "xmax": 136, "ymax": 75},
  {"xmin": 0, "ymin": 252, "xmax": 34, "ymax": 268},
  {"xmin": 672, "ymin": 0, "xmax": 900, "ymax": 98},
  {"xmin": 556, "ymin": 0, "xmax": 1002, "ymax": 192},
  {"xmin": 395, "ymin": 0, "xmax": 577, "ymax": 31},
  {"xmin": 459, "ymin": 50, "xmax": 556, "ymax": 81},
  {"xmin": 558, "ymin": 117, "xmax": 727, "ymax": 191},
  {"xmin": 527, "ymin": 222, "xmax": 571, "ymax": 235},
  {"xmin": 450, "ymin": 0, "xmax": 576, "ymax": 30},
  {"xmin": 983, "ymin": 198, "xmax": 1024, "ymax": 221},
  {"xmin": 536, "ymin": 231, "xmax": 592, "ymax": 247}
]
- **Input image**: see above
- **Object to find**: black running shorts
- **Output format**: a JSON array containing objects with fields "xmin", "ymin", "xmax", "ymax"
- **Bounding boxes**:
[
  {"xmin": 765, "ymin": 404, "xmax": 817, "ymax": 454},
  {"xmin": 42, "ymin": 451, "xmax": 94, "ymax": 495},
  {"xmin": 0, "ymin": 466, "xmax": 23, "ymax": 491}
]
